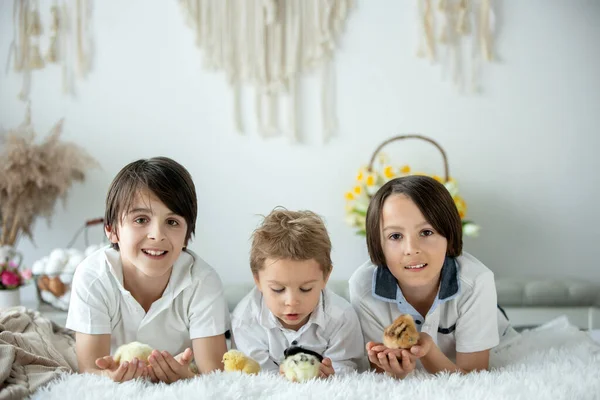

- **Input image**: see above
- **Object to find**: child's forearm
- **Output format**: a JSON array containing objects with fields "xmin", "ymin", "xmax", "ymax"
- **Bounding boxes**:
[{"xmin": 420, "ymin": 344, "xmax": 465, "ymax": 374}]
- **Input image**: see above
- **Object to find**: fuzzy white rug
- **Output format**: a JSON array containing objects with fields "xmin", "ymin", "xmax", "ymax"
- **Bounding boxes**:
[{"xmin": 31, "ymin": 317, "xmax": 600, "ymax": 400}]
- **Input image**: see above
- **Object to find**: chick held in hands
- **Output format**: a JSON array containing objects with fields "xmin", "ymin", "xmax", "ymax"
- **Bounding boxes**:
[
  {"xmin": 113, "ymin": 341, "xmax": 154, "ymax": 364},
  {"xmin": 222, "ymin": 350, "xmax": 261, "ymax": 374},
  {"xmin": 383, "ymin": 314, "xmax": 420, "ymax": 349},
  {"xmin": 280, "ymin": 346, "xmax": 323, "ymax": 382}
]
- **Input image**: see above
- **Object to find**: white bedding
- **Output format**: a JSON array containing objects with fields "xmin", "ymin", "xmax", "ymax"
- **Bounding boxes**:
[{"xmin": 31, "ymin": 317, "xmax": 600, "ymax": 400}]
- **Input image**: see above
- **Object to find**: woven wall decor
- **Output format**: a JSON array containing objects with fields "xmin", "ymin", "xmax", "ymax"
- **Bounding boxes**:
[
  {"xmin": 416, "ymin": 0, "xmax": 495, "ymax": 93},
  {"xmin": 180, "ymin": 0, "xmax": 353, "ymax": 142},
  {"xmin": 7, "ymin": 0, "xmax": 94, "ymax": 101}
]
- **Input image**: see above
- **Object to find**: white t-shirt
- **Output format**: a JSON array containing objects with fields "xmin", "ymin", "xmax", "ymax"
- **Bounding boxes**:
[
  {"xmin": 349, "ymin": 252, "xmax": 514, "ymax": 362},
  {"xmin": 66, "ymin": 246, "xmax": 230, "ymax": 356},
  {"xmin": 231, "ymin": 287, "xmax": 368, "ymax": 374}
]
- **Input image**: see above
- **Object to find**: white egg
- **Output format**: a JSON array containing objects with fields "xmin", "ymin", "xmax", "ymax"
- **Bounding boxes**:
[
  {"xmin": 45, "ymin": 259, "xmax": 64, "ymax": 274},
  {"xmin": 32, "ymin": 258, "xmax": 47, "ymax": 275},
  {"xmin": 64, "ymin": 253, "xmax": 84, "ymax": 273},
  {"xmin": 41, "ymin": 290, "xmax": 57, "ymax": 303},
  {"xmin": 59, "ymin": 272, "xmax": 73, "ymax": 284},
  {"xmin": 49, "ymin": 249, "xmax": 68, "ymax": 265}
]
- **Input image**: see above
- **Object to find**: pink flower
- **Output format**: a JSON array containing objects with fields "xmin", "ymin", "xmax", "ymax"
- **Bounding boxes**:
[
  {"xmin": 8, "ymin": 261, "xmax": 18, "ymax": 269},
  {"xmin": 1, "ymin": 270, "xmax": 21, "ymax": 287},
  {"xmin": 20, "ymin": 269, "xmax": 33, "ymax": 280}
]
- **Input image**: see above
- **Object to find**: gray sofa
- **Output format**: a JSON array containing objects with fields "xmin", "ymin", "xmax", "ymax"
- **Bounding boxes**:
[{"xmin": 224, "ymin": 278, "xmax": 600, "ymax": 330}]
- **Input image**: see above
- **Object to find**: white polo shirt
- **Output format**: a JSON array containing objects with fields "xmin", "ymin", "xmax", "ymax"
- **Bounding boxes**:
[
  {"xmin": 66, "ymin": 246, "xmax": 230, "ymax": 356},
  {"xmin": 231, "ymin": 287, "xmax": 368, "ymax": 374},
  {"xmin": 349, "ymin": 252, "xmax": 514, "ymax": 363}
]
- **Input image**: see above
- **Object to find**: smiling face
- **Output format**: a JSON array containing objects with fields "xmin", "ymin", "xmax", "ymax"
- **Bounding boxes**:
[
  {"xmin": 253, "ymin": 258, "xmax": 329, "ymax": 331},
  {"xmin": 380, "ymin": 194, "xmax": 448, "ymax": 292},
  {"xmin": 106, "ymin": 189, "xmax": 188, "ymax": 279}
]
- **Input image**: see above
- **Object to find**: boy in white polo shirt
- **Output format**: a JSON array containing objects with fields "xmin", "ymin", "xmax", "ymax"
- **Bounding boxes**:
[
  {"xmin": 349, "ymin": 175, "xmax": 516, "ymax": 379},
  {"xmin": 66, "ymin": 157, "xmax": 229, "ymax": 383},
  {"xmin": 231, "ymin": 208, "xmax": 367, "ymax": 377}
]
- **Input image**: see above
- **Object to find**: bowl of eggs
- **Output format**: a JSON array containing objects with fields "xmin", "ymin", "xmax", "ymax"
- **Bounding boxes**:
[{"xmin": 32, "ymin": 244, "xmax": 104, "ymax": 311}]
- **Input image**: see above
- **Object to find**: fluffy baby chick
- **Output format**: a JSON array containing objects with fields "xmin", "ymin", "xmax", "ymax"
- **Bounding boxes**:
[
  {"xmin": 222, "ymin": 350, "xmax": 261, "ymax": 374},
  {"xmin": 383, "ymin": 314, "xmax": 420, "ymax": 349},
  {"xmin": 113, "ymin": 341, "xmax": 154, "ymax": 364},
  {"xmin": 280, "ymin": 346, "xmax": 323, "ymax": 382}
]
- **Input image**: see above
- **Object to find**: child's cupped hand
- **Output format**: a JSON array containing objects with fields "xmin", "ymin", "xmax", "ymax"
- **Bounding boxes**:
[
  {"xmin": 95, "ymin": 355, "xmax": 148, "ymax": 382},
  {"xmin": 366, "ymin": 342, "xmax": 415, "ymax": 379},
  {"xmin": 147, "ymin": 347, "xmax": 195, "ymax": 384},
  {"xmin": 366, "ymin": 332, "xmax": 434, "ymax": 379}
]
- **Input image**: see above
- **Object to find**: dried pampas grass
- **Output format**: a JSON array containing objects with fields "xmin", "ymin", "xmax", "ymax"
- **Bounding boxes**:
[{"xmin": 0, "ymin": 106, "xmax": 98, "ymax": 246}]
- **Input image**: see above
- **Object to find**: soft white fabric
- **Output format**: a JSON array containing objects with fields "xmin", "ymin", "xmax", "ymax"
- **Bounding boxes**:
[
  {"xmin": 30, "ymin": 317, "xmax": 600, "ymax": 400},
  {"xmin": 231, "ymin": 287, "xmax": 367, "ymax": 374},
  {"xmin": 66, "ymin": 246, "xmax": 230, "ymax": 356},
  {"xmin": 349, "ymin": 252, "xmax": 511, "ymax": 361}
]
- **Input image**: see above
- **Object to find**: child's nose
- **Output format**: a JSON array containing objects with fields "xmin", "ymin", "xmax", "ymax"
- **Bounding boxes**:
[
  {"xmin": 403, "ymin": 236, "xmax": 421, "ymax": 255},
  {"xmin": 147, "ymin": 222, "xmax": 166, "ymax": 240},
  {"xmin": 284, "ymin": 292, "xmax": 300, "ymax": 306}
]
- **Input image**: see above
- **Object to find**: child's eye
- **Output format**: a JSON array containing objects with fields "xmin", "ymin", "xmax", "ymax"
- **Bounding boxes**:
[
  {"xmin": 299, "ymin": 287, "xmax": 313, "ymax": 293},
  {"xmin": 389, "ymin": 233, "xmax": 402, "ymax": 240},
  {"xmin": 134, "ymin": 217, "xmax": 148, "ymax": 224},
  {"xmin": 421, "ymin": 229, "xmax": 434, "ymax": 237},
  {"xmin": 167, "ymin": 219, "xmax": 180, "ymax": 226},
  {"xmin": 271, "ymin": 287, "xmax": 285, "ymax": 293}
]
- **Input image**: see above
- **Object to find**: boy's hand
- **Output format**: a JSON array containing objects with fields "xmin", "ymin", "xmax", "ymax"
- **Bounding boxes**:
[
  {"xmin": 95, "ymin": 356, "xmax": 147, "ymax": 382},
  {"xmin": 319, "ymin": 357, "xmax": 335, "ymax": 378},
  {"xmin": 406, "ymin": 332, "xmax": 434, "ymax": 360},
  {"xmin": 147, "ymin": 348, "xmax": 195, "ymax": 384},
  {"xmin": 366, "ymin": 342, "xmax": 415, "ymax": 380}
]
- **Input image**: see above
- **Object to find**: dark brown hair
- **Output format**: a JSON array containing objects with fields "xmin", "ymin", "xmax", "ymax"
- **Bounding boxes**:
[
  {"xmin": 104, "ymin": 157, "xmax": 197, "ymax": 249},
  {"xmin": 250, "ymin": 208, "xmax": 332, "ymax": 277},
  {"xmin": 365, "ymin": 175, "xmax": 462, "ymax": 266}
]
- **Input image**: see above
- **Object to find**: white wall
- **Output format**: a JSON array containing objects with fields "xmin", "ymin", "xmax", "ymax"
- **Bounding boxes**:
[{"xmin": 1, "ymin": 1, "xmax": 599, "ymax": 306}]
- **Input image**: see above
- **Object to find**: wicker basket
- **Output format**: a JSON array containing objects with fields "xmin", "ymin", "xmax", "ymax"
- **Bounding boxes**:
[
  {"xmin": 366, "ymin": 134, "xmax": 450, "ymax": 182},
  {"xmin": 345, "ymin": 134, "xmax": 478, "ymax": 236},
  {"xmin": 34, "ymin": 218, "xmax": 104, "ymax": 311}
]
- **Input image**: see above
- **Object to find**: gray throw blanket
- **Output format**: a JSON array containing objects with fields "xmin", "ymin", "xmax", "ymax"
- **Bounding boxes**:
[{"xmin": 0, "ymin": 307, "xmax": 77, "ymax": 400}]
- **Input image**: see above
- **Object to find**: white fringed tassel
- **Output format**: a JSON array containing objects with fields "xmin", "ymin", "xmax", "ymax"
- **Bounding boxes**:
[{"xmin": 179, "ymin": 0, "xmax": 352, "ymax": 143}]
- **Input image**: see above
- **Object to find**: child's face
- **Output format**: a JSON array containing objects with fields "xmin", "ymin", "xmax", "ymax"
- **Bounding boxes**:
[
  {"xmin": 254, "ymin": 258, "xmax": 329, "ymax": 331},
  {"xmin": 106, "ymin": 189, "xmax": 188, "ymax": 279},
  {"xmin": 380, "ymin": 194, "xmax": 448, "ymax": 292}
]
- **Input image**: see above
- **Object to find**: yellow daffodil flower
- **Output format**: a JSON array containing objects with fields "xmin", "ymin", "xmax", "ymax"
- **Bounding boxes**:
[
  {"xmin": 345, "ymin": 163, "xmax": 478, "ymax": 237},
  {"xmin": 383, "ymin": 165, "xmax": 395, "ymax": 180}
]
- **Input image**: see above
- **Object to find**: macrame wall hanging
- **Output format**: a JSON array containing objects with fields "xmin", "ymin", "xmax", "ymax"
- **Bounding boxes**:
[
  {"xmin": 416, "ymin": 0, "xmax": 495, "ymax": 93},
  {"xmin": 180, "ymin": 0, "xmax": 353, "ymax": 143},
  {"xmin": 6, "ymin": 0, "xmax": 94, "ymax": 101}
]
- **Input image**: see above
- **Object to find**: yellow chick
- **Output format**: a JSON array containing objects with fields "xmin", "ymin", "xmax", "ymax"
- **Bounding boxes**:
[
  {"xmin": 280, "ymin": 346, "xmax": 322, "ymax": 382},
  {"xmin": 222, "ymin": 350, "xmax": 261, "ymax": 374},
  {"xmin": 383, "ymin": 314, "xmax": 420, "ymax": 350},
  {"xmin": 113, "ymin": 341, "xmax": 154, "ymax": 364}
]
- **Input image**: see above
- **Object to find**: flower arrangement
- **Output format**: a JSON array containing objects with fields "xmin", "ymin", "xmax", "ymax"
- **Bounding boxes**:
[
  {"xmin": 0, "ymin": 260, "xmax": 32, "ymax": 290},
  {"xmin": 344, "ymin": 135, "xmax": 480, "ymax": 237},
  {"xmin": 0, "ymin": 105, "xmax": 98, "ymax": 247}
]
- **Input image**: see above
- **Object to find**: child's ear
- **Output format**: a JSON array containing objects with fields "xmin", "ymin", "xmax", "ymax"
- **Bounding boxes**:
[
  {"xmin": 323, "ymin": 269, "xmax": 331, "ymax": 286},
  {"xmin": 252, "ymin": 273, "xmax": 262, "ymax": 292},
  {"xmin": 105, "ymin": 225, "xmax": 119, "ymax": 244}
]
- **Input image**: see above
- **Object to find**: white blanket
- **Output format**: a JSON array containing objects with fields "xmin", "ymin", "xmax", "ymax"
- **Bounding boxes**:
[{"xmin": 31, "ymin": 317, "xmax": 600, "ymax": 400}]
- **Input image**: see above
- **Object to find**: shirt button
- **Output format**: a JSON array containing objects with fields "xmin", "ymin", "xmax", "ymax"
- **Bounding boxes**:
[{"xmin": 291, "ymin": 340, "xmax": 298, "ymax": 345}]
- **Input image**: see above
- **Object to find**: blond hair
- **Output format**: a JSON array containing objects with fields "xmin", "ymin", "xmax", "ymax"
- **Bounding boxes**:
[{"xmin": 250, "ymin": 208, "xmax": 332, "ymax": 277}]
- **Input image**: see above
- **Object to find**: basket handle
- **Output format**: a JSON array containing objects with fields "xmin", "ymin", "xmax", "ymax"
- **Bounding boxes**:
[{"xmin": 367, "ymin": 134, "xmax": 450, "ymax": 182}]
